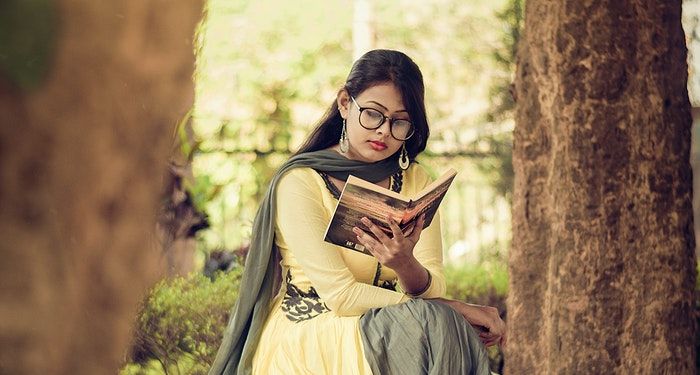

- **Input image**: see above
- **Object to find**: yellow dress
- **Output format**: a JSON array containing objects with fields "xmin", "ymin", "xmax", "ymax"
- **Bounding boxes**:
[{"xmin": 251, "ymin": 163, "xmax": 446, "ymax": 375}]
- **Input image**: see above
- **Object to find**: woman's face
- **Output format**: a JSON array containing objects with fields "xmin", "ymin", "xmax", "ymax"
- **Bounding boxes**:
[{"xmin": 336, "ymin": 82, "xmax": 409, "ymax": 163}]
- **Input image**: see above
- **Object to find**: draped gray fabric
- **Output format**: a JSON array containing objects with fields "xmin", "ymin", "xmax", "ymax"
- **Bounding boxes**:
[
  {"xmin": 208, "ymin": 149, "xmax": 401, "ymax": 375},
  {"xmin": 360, "ymin": 298, "xmax": 491, "ymax": 375}
]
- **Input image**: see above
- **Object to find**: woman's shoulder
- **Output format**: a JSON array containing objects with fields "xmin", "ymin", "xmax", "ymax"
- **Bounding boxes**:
[
  {"xmin": 276, "ymin": 167, "xmax": 324, "ymax": 192},
  {"xmin": 280, "ymin": 166, "xmax": 319, "ymax": 179}
]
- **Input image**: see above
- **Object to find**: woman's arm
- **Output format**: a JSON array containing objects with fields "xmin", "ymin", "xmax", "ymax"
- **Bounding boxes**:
[
  {"xmin": 275, "ymin": 169, "xmax": 410, "ymax": 316},
  {"xmin": 354, "ymin": 213, "xmax": 442, "ymax": 297},
  {"xmin": 400, "ymin": 209, "xmax": 446, "ymax": 298},
  {"xmin": 354, "ymin": 164, "xmax": 446, "ymax": 299}
]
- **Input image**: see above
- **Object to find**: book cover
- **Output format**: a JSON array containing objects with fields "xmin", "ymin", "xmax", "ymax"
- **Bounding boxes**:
[{"xmin": 323, "ymin": 168, "xmax": 457, "ymax": 255}]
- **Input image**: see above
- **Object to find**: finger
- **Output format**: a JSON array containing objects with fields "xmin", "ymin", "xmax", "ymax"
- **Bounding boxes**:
[
  {"xmin": 473, "ymin": 324, "xmax": 488, "ymax": 334},
  {"xmin": 360, "ymin": 217, "xmax": 392, "ymax": 244},
  {"xmin": 407, "ymin": 213, "xmax": 426, "ymax": 243},
  {"xmin": 480, "ymin": 334, "xmax": 498, "ymax": 344},
  {"xmin": 359, "ymin": 237, "xmax": 379, "ymax": 258},
  {"xmin": 352, "ymin": 227, "xmax": 380, "ymax": 255},
  {"xmin": 386, "ymin": 215, "xmax": 405, "ymax": 240}
]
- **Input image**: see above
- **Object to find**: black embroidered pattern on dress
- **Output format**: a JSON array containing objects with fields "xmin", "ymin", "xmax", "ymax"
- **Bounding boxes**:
[
  {"xmin": 379, "ymin": 279, "xmax": 398, "ymax": 291},
  {"xmin": 281, "ymin": 270, "xmax": 330, "ymax": 322},
  {"xmin": 390, "ymin": 170, "xmax": 403, "ymax": 192}
]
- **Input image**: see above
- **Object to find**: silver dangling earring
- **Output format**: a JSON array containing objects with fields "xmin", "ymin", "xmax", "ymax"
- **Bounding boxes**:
[
  {"xmin": 399, "ymin": 143, "xmax": 410, "ymax": 170},
  {"xmin": 339, "ymin": 118, "xmax": 349, "ymax": 153}
]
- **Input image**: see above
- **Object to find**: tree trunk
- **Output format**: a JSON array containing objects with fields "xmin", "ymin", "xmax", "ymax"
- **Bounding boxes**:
[
  {"xmin": 508, "ymin": 1, "xmax": 696, "ymax": 373},
  {"xmin": 353, "ymin": 0, "xmax": 375, "ymax": 60},
  {"xmin": 0, "ymin": 1, "xmax": 202, "ymax": 374}
]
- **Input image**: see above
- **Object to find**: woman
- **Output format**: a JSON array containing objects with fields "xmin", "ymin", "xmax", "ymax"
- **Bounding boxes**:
[{"xmin": 209, "ymin": 49, "xmax": 506, "ymax": 375}]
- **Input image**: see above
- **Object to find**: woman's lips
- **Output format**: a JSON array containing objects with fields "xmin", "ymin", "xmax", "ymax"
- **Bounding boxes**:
[{"xmin": 369, "ymin": 141, "xmax": 387, "ymax": 151}]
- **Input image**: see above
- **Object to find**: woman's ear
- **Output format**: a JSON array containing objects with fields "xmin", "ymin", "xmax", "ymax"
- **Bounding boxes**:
[{"xmin": 336, "ymin": 89, "xmax": 350, "ymax": 119}]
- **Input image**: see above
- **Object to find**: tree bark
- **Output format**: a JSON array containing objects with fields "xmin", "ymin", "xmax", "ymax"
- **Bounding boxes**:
[
  {"xmin": 509, "ymin": 1, "xmax": 696, "ymax": 373},
  {"xmin": 0, "ymin": 1, "xmax": 202, "ymax": 374}
]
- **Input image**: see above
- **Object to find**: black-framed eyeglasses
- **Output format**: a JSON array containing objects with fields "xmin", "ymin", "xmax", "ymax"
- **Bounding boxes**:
[{"xmin": 350, "ymin": 96, "xmax": 415, "ymax": 141}]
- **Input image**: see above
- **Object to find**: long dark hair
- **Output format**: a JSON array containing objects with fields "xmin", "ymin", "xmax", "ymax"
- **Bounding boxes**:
[{"xmin": 293, "ymin": 49, "xmax": 429, "ymax": 161}]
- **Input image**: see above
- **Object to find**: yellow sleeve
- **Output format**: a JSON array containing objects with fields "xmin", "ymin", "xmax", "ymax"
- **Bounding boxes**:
[
  {"xmin": 406, "ymin": 164, "xmax": 447, "ymax": 299},
  {"xmin": 410, "ymin": 210, "xmax": 447, "ymax": 298},
  {"xmin": 275, "ymin": 168, "xmax": 409, "ymax": 316}
]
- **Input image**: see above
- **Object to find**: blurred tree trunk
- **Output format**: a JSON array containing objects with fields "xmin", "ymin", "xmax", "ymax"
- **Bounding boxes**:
[
  {"xmin": 0, "ymin": 1, "xmax": 202, "ymax": 374},
  {"xmin": 352, "ymin": 0, "xmax": 375, "ymax": 60},
  {"xmin": 509, "ymin": 1, "xmax": 696, "ymax": 373}
]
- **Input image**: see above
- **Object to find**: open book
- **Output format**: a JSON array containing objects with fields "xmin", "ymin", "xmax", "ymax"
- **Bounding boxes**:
[{"xmin": 323, "ymin": 168, "xmax": 457, "ymax": 255}]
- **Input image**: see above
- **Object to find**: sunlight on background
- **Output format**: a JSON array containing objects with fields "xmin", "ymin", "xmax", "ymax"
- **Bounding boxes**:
[
  {"xmin": 190, "ymin": 0, "xmax": 517, "ymax": 271},
  {"xmin": 117, "ymin": 2, "xmax": 700, "ymax": 373}
]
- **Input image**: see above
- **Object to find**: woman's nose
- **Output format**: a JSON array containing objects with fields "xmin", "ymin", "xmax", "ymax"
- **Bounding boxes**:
[{"xmin": 375, "ymin": 117, "xmax": 391, "ymax": 135}]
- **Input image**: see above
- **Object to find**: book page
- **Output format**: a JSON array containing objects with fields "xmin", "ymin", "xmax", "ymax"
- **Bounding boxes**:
[
  {"xmin": 403, "ymin": 171, "xmax": 456, "ymax": 228},
  {"xmin": 412, "ymin": 168, "xmax": 457, "ymax": 201}
]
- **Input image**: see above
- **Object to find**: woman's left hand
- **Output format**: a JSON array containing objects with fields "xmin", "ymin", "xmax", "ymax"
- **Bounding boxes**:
[
  {"xmin": 437, "ymin": 299, "xmax": 507, "ymax": 348},
  {"xmin": 352, "ymin": 214, "xmax": 425, "ymax": 270}
]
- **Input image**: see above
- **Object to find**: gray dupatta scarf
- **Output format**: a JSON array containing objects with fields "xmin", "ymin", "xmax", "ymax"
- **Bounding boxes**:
[{"xmin": 208, "ymin": 149, "xmax": 400, "ymax": 375}]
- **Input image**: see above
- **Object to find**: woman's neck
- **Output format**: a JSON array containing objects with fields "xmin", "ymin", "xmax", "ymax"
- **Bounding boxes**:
[{"xmin": 324, "ymin": 146, "xmax": 392, "ymax": 189}]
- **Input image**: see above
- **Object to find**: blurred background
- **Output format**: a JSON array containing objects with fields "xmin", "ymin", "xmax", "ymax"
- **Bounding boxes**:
[
  {"xmin": 3, "ymin": 1, "xmax": 696, "ymax": 374},
  {"xmin": 128, "ymin": 1, "xmax": 519, "ymax": 372},
  {"xmin": 179, "ymin": 0, "xmax": 519, "ymax": 275},
  {"xmin": 102, "ymin": 0, "xmax": 700, "ymax": 373}
]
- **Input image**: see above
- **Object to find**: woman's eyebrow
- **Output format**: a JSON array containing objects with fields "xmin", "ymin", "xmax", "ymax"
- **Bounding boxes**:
[{"xmin": 367, "ymin": 100, "xmax": 408, "ymax": 113}]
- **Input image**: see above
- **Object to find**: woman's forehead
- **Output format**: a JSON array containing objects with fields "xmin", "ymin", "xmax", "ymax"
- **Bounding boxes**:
[{"xmin": 356, "ymin": 83, "xmax": 407, "ymax": 112}]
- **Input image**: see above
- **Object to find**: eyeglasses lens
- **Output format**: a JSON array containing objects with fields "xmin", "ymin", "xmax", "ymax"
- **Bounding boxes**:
[{"xmin": 359, "ymin": 108, "xmax": 414, "ymax": 140}]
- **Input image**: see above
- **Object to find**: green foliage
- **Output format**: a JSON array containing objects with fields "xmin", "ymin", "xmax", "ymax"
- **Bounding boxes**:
[
  {"xmin": 193, "ymin": 0, "xmax": 355, "ymax": 251},
  {"xmin": 444, "ymin": 262, "xmax": 508, "ymax": 309},
  {"xmin": 486, "ymin": 0, "xmax": 523, "ymax": 123},
  {"xmin": 122, "ymin": 270, "xmax": 242, "ymax": 375},
  {"xmin": 474, "ymin": 132, "xmax": 514, "ymax": 203},
  {"xmin": 187, "ymin": 173, "xmax": 225, "ymax": 218},
  {"xmin": 374, "ymin": 0, "xmax": 509, "ymax": 133},
  {"xmin": 474, "ymin": 0, "xmax": 523, "ymax": 203},
  {"xmin": 193, "ymin": 0, "xmax": 519, "ymax": 255},
  {"xmin": 0, "ymin": 0, "xmax": 55, "ymax": 90}
]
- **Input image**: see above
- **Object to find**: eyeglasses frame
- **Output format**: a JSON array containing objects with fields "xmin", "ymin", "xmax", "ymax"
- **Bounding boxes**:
[{"xmin": 349, "ymin": 95, "xmax": 415, "ymax": 141}]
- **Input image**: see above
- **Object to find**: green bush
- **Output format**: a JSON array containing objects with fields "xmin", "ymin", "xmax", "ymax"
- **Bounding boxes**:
[{"xmin": 121, "ymin": 270, "xmax": 242, "ymax": 375}]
